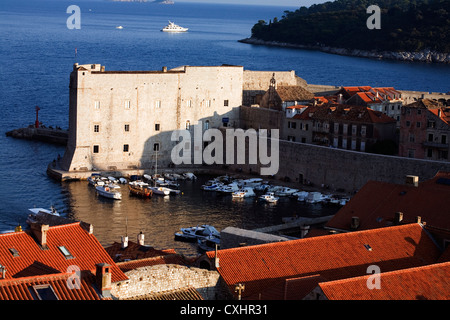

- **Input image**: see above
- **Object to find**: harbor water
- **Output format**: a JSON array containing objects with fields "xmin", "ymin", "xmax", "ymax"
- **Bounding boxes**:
[{"xmin": 1, "ymin": 0, "xmax": 449, "ymax": 255}]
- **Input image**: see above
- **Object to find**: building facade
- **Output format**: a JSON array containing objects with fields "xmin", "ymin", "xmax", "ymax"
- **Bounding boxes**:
[
  {"xmin": 399, "ymin": 99, "xmax": 450, "ymax": 161},
  {"xmin": 60, "ymin": 64, "xmax": 306, "ymax": 173}
]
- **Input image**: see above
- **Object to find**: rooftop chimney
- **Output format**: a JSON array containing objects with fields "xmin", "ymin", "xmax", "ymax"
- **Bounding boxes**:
[
  {"xmin": 121, "ymin": 235, "xmax": 128, "ymax": 249},
  {"xmin": 162, "ymin": 66, "xmax": 167, "ymax": 72},
  {"xmin": 95, "ymin": 263, "xmax": 112, "ymax": 298},
  {"xmin": 350, "ymin": 216, "xmax": 360, "ymax": 230},
  {"xmin": 415, "ymin": 216, "xmax": 422, "ymax": 224},
  {"xmin": 394, "ymin": 212, "xmax": 404, "ymax": 224},
  {"xmin": 30, "ymin": 223, "xmax": 50, "ymax": 249},
  {"xmin": 405, "ymin": 175, "xmax": 419, "ymax": 187},
  {"xmin": 137, "ymin": 232, "xmax": 145, "ymax": 246},
  {"xmin": 0, "ymin": 265, "xmax": 6, "ymax": 279}
]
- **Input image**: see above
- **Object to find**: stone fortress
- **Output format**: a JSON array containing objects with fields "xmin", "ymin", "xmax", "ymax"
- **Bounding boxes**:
[
  {"xmin": 53, "ymin": 63, "xmax": 450, "ymax": 192},
  {"xmin": 60, "ymin": 63, "xmax": 303, "ymax": 174}
]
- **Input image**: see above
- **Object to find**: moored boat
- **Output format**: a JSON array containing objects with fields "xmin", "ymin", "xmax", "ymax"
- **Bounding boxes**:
[
  {"xmin": 258, "ymin": 192, "xmax": 279, "ymax": 203},
  {"xmin": 95, "ymin": 185, "xmax": 122, "ymax": 200},
  {"xmin": 232, "ymin": 187, "xmax": 256, "ymax": 198},
  {"xmin": 174, "ymin": 224, "xmax": 220, "ymax": 242},
  {"xmin": 129, "ymin": 184, "xmax": 152, "ymax": 198}
]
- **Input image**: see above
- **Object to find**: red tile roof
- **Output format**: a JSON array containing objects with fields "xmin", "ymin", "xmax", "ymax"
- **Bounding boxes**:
[
  {"xmin": 105, "ymin": 240, "xmax": 177, "ymax": 262},
  {"xmin": 0, "ymin": 272, "xmax": 104, "ymax": 300},
  {"xmin": 116, "ymin": 254, "xmax": 189, "ymax": 273},
  {"xmin": 326, "ymin": 171, "xmax": 450, "ymax": 232},
  {"xmin": 319, "ymin": 261, "xmax": 450, "ymax": 300},
  {"xmin": 206, "ymin": 223, "xmax": 440, "ymax": 300},
  {"xmin": 0, "ymin": 222, "xmax": 127, "ymax": 283}
]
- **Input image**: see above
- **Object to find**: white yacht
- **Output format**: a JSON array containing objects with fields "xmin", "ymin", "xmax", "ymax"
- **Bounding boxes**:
[{"xmin": 161, "ymin": 21, "xmax": 188, "ymax": 32}]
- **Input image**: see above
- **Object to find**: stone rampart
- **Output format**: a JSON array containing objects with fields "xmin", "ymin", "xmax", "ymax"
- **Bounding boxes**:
[{"xmin": 111, "ymin": 264, "xmax": 222, "ymax": 300}]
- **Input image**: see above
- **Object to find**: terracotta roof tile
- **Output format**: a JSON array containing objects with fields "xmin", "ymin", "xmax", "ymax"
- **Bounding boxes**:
[
  {"xmin": 326, "ymin": 171, "xmax": 450, "ymax": 232},
  {"xmin": 116, "ymin": 254, "xmax": 189, "ymax": 272},
  {"xmin": 275, "ymin": 85, "xmax": 314, "ymax": 102},
  {"xmin": 0, "ymin": 272, "xmax": 104, "ymax": 300},
  {"xmin": 105, "ymin": 240, "xmax": 176, "ymax": 262},
  {"xmin": 0, "ymin": 222, "xmax": 128, "ymax": 283},
  {"xmin": 206, "ymin": 224, "xmax": 440, "ymax": 300},
  {"xmin": 319, "ymin": 262, "xmax": 450, "ymax": 300}
]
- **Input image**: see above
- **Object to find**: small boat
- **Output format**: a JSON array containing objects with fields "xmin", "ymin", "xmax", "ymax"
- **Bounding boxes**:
[
  {"xmin": 239, "ymin": 178, "xmax": 263, "ymax": 188},
  {"xmin": 116, "ymin": 25, "xmax": 123, "ymax": 29},
  {"xmin": 201, "ymin": 182, "xmax": 223, "ymax": 191},
  {"xmin": 232, "ymin": 187, "xmax": 256, "ymax": 198},
  {"xmin": 295, "ymin": 191, "xmax": 309, "ymax": 202},
  {"xmin": 306, "ymin": 192, "xmax": 323, "ymax": 204},
  {"xmin": 174, "ymin": 224, "xmax": 220, "ymax": 242},
  {"xmin": 149, "ymin": 186, "xmax": 170, "ymax": 196},
  {"xmin": 258, "ymin": 192, "xmax": 279, "ymax": 203},
  {"xmin": 183, "ymin": 172, "xmax": 197, "ymax": 180},
  {"xmin": 197, "ymin": 236, "xmax": 220, "ymax": 252},
  {"xmin": 129, "ymin": 184, "xmax": 152, "ymax": 198},
  {"xmin": 161, "ymin": 21, "xmax": 188, "ymax": 32},
  {"xmin": 217, "ymin": 183, "xmax": 240, "ymax": 194},
  {"xmin": 119, "ymin": 177, "xmax": 128, "ymax": 184},
  {"xmin": 143, "ymin": 174, "xmax": 153, "ymax": 181},
  {"xmin": 87, "ymin": 173, "xmax": 104, "ymax": 186},
  {"xmin": 96, "ymin": 185, "xmax": 122, "ymax": 200},
  {"xmin": 26, "ymin": 206, "xmax": 60, "ymax": 225},
  {"xmin": 275, "ymin": 187, "xmax": 299, "ymax": 197}
]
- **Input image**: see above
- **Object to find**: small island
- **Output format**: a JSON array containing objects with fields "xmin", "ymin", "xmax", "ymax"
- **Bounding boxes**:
[{"xmin": 242, "ymin": 0, "xmax": 449, "ymax": 63}]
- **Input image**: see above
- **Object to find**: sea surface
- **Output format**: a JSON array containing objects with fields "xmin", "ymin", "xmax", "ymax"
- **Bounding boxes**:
[{"xmin": 0, "ymin": 0, "xmax": 449, "ymax": 254}]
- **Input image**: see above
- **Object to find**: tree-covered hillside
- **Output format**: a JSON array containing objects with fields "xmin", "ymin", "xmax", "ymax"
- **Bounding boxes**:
[{"xmin": 250, "ymin": 0, "xmax": 449, "ymax": 53}]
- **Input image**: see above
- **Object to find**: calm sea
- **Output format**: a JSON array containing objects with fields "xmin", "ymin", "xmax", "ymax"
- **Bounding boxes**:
[{"xmin": 0, "ymin": 0, "xmax": 449, "ymax": 254}]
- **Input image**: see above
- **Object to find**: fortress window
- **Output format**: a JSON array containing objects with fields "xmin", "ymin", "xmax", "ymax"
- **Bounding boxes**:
[
  {"xmin": 186, "ymin": 121, "xmax": 191, "ymax": 130},
  {"xmin": 124, "ymin": 124, "xmax": 130, "ymax": 132},
  {"xmin": 94, "ymin": 124, "xmax": 100, "ymax": 133},
  {"xmin": 153, "ymin": 143, "xmax": 160, "ymax": 152},
  {"xmin": 94, "ymin": 101, "xmax": 100, "ymax": 110},
  {"xmin": 187, "ymin": 100, "xmax": 192, "ymax": 107},
  {"xmin": 155, "ymin": 100, "xmax": 161, "ymax": 108},
  {"xmin": 204, "ymin": 120, "xmax": 210, "ymax": 130},
  {"xmin": 125, "ymin": 100, "xmax": 131, "ymax": 109},
  {"xmin": 93, "ymin": 145, "xmax": 99, "ymax": 153},
  {"xmin": 224, "ymin": 100, "xmax": 229, "ymax": 107},
  {"xmin": 123, "ymin": 144, "xmax": 129, "ymax": 152},
  {"xmin": 155, "ymin": 123, "xmax": 160, "ymax": 131},
  {"xmin": 206, "ymin": 100, "xmax": 211, "ymax": 107}
]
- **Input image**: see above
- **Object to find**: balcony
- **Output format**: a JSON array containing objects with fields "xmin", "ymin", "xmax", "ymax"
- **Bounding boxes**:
[{"xmin": 423, "ymin": 141, "xmax": 449, "ymax": 149}]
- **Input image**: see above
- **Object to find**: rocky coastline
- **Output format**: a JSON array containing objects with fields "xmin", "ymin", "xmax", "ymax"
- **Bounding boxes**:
[{"xmin": 239, "ymin": 38, "xmax": 450, "ymax": 64}]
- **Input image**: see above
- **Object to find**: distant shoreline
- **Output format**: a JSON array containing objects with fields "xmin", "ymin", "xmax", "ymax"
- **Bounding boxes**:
[{"xmin": 238, "ymin": 38, "xmax": 450, "ymax": 64}]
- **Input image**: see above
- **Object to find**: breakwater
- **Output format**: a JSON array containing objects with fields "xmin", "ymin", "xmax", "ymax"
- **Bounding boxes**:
[
  {"xmin": 239, "ymin": 38, "xmax": 450, "ymax": 64},
  {"xmin": 6, "ymin": 126, "xmax": 68, "ymax": 145}
]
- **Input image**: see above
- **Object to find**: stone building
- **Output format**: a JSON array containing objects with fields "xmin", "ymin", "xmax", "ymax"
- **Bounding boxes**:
[{"xmin": 59, "ymin": 64, "xmax": 307, "ymax": 174}]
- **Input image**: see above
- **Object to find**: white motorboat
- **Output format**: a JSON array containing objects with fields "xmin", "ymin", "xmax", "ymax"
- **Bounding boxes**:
[
  {"xmin": 26, "ymin": 206, "xmax": 60, "ymax": 225},
  {"xmin": 306, "ymin": 192, "xmax": 323, "ymax": 204},
  {"xmin": 149, "ymin": 186, "xmax": 171, "ymax": 196},
  {"xmin": 197, "ymin": 236, "xmax": 220, "ymax": 252},
  {"xmin": 275, "ymin": 187, "xmax": 299, "ymax": 197},
  {"xmin": 174, "ymin": 224, "xmax": 220, "ymax": 242},
  {"xmin": 116, "ymin": 25, "xmax": 123, "ymax": 29},
  {"xmin": 258, "ymin": 192, "xmax": 279, "ymax": 203},
  {"xmin": 161, "ymin": 21, "xmax": 188, "ymax": 32},
  {"xmin": 87, "ymin": 173, "xmax": 104, "ymax": 186},
  {"xmin": 217, "ymin": 183, "xmax": 240, "ymax": 194},
  {"xmin": 295, "ymin": 191, "xmax": 309, "ymax": 202},
  {"xmin": 183, "ymin": 172, "xmax": 197, "ymax": 180},
  {"xmin": 232, "ymin": 187, "xmax": 256, "ymax": 198},
  {"xmin": 95, "ymin": 185, "xmax": 122, "ymax": 200},
  {"xmin": 239, "ymin": 178, "xmax": 263, "ymax": 188},
  {"xmin": 119, "ymin": 177, "xmax": 128, "ymax": 184}
]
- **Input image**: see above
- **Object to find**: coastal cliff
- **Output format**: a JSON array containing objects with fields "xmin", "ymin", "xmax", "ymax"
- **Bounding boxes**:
[{"xmin": 239, "ymin": 38, "xmax": 450, "ymax": 64}]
